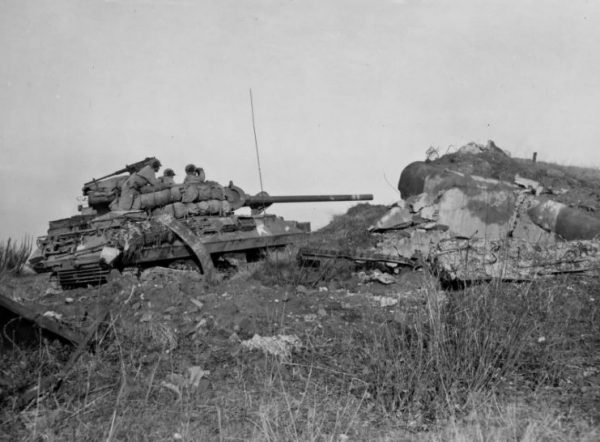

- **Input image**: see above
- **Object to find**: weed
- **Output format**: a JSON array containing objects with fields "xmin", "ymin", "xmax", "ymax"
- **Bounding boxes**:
[
  {"xmin": 0, "ymin": 237, "xmax": 33, "ymax": 275},
  {"xmin": 317, "ymin": 203, "xmax": 389, "ymax": 251},
  {"xmin": 2, "ymin": 257, "xmax": 599, "ymax": 440},
  {"xmin": 251, "ymin": 246, "xmax": 358, "ymax": 289},
  {"xmin": 295, "ymin": 275, "xmax": 600, "ymax": 425}
]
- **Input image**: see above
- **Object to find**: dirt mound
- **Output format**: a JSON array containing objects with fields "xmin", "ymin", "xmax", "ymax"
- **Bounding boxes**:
[
  {"xmin": 315, "ymin": 203, "xmax": 389, "ymax": 251},
  {"xmin": 433, "ymin": 141, "xmax": 523, "ymax": 182},
  {"xmin": 429, "ymin": 141, "xmax": 600, "ymax": 213}
]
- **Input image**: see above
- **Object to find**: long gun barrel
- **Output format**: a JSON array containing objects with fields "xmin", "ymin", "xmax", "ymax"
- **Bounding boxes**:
[
  {"xmin": 244, "ymin": 193, "xmax": 373, "ymax": 212},
  {"xmin": 222, "ymin": 183, "xmax": 373, "ymax": 211},
  {"xmin": 245, "ymin": 194, "xmax": 373, "ymax": 205}
]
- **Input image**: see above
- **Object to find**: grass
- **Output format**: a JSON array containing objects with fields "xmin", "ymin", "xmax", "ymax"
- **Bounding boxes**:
[
  {"xmin": 1, "ymin": 259, "xmax": 599, "ymax": 440},
  {"xmin": 514, "ymin": 158, "xmax": 600, "ymax": 186},
  {"xmin": 0, "ymin": 237, "xmax": 33, "ymax": 275},
  {"xmin": 316, "ymin": 203, "xmax": 389, "ymax": 252},
  {"xmin": 251, "ymin": 246, "xmax": 357, "ymax": 289}
]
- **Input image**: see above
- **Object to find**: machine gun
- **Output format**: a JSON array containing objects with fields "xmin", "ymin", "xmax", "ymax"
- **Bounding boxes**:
[{"xmin": 83, "ymin": 157, "xmax": 158, "ymax": 188}]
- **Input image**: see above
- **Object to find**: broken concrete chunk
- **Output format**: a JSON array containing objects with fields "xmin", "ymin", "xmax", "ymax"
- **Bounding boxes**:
[
  {"xmin": 432, "ymin": 237, "xmax": 600, "ymax": 282},
  {"xmin": 42, "ymin": 311, "xmax": 63, "ymax": 320},
  {"xmin": 436, "ymin": 187, "xmax": 515, "ymax": 239},
  {"xmin": 375, "ymin": 229, "xmax": 450, "ymax": 260},
  {"xmin": 44, "ymin": 287, "xmax": 63, "ymax": 296},
  {"xmin": 408, "ymin": 193, "xmax": 436, "ymax": 213},
  {"xmin": 241, "ymin": 334, "xmax": 302, "ymax": 360},
  {"xmin": 514, "ymin": 174, "xmax": 544, "ymax": 195},
  {"xmin": 372, "ymin": 296, "xmax": 398, "ymax": 308},
  {"xmin": 368, "ymin": 204, "xmax": 412, "ymax": 231},
  {"xmin": 419, "ymin": 205, "xmax": 439, "ymax": 221},
  {"xmin": 189, "ymin": 298, "xmax": 204, "ymax": 310},
  {"xmin": 357, "ymin": 270, "xmax": 396, "ymax": 285}
]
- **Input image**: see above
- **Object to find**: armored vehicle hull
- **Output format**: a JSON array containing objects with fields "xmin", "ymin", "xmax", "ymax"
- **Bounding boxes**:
[
  {"xmin": 35, "ymin": 158, "xmax": 373, "ymax": 288},
  {"xmin": 38, "ymin": 211, "xmax": 310, "ymax": 288}
]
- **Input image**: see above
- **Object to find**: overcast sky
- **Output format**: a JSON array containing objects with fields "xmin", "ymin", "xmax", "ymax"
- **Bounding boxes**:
[{"xmin": 1, "ymin": 0, "xmax": 599, "ymax": 241}]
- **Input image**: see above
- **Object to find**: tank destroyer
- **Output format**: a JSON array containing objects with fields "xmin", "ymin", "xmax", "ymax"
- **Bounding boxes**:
[{"xmin": 32, "ymin": 158, "xmax": 373, "ymax": 288}]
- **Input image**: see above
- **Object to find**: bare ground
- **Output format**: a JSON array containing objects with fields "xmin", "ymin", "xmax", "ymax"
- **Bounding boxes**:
[{"xmin": 1, "ymin": 250, "xmax": 599, "ymax": 441}]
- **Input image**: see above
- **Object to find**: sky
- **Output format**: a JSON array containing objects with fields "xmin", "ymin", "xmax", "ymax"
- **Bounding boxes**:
[{"xmin": 1, "ymin": 0, "xmax": 600, "ymax": 241}]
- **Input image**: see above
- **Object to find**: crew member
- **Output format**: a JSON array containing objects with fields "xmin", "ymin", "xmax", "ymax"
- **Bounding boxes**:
[
  {"xmin": 116, "ymin": 159, "xmax": 161, "ymax": 210},
  {"xmin": 183, "ymin": 163, "xmax": 204, "ymax": 184},
  {"xmin": 195, "ymin": 167, "xmax": 206, "ymax": 183},
  {"xmin": 160, "ymin": 168, "xmax": 176, "ymax": 186}
]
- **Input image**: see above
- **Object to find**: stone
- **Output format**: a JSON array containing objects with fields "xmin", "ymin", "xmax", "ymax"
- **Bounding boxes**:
[{"xmin": 368, "ymin": 203, "xmax": 412, "ymax": 231}]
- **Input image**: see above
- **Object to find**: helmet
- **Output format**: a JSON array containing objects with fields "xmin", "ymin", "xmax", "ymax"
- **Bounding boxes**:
[
  {"xmin": 185, "ymin": 163, "xmax": 196, "ymax": 174},
  {"xmin": 164, "ymin": 168, "xmax": 175, "ymax": 177},
  {"xmin": 151, "ymin": 159, "xmax": 162, "ymax": 169}
]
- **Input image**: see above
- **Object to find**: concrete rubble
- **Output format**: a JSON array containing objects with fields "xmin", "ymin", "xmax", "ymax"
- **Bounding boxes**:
[
  {"xmin": 241, "ymin": 334, "xmax": 302, "ymax": 361},
  {"xmin": 434, "ymin": 237, "xmax": 600, "ymax": 282},
  {"xmin": 369, "ymin": 141, "xmax": 600, "ymax": 282}
]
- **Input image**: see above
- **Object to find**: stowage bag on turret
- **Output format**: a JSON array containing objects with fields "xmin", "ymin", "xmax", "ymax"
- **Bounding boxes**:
[
  {"xmin": 182, "ymin": 182, "xmax": 225, "ymax": 203},
  {"xmin": 152, "ymin": 200, "xmax": 231, "ymax": 218},
  {"xmin": 140, "ymin": 187, "xmax": 182, "ymax": 209}
]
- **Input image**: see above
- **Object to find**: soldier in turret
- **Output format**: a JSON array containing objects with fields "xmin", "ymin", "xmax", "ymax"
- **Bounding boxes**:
[
  {"xmin": 160, "ymin": 168, "xmax": 176, "ymax": 186},
  {"xmin": 116, "ymin": 159, "xmax": 161, "ymax": 210},
  {"xmin": 183, "ymin": 164, "xmax": 196, "ymax": 184},
  {"xmin": 195, "ymin": 167, "xmax": 206, "ymax": 183},
  {"xmin": 183, "ymin": 163, "xmax": 206, "ymax": 184}
]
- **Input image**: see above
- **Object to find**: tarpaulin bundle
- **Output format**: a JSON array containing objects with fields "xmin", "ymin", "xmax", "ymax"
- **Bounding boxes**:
[
  {"xmin": 182, "ymin": 182, "xmax": 225, "ymax": 203},
  {"xmin": 139, "ymin": 187, "xmax": 182, "ymax": 209},
  {"xmin": 152, "ymin": 200, "xmax": 231, "ymax": 218}
]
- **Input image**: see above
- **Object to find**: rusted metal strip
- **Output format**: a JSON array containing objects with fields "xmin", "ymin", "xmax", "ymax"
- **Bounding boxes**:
[
  {"xmin": 156, "ymin": 214, "xmax": 215, "ymax": 282},
  {"xmin": 0, "ymin": 290, "xmax": 86, "ymax": 345},
  {"xmin": 298, "ymin": 247, "xmax": 415, "ymax": 267}
]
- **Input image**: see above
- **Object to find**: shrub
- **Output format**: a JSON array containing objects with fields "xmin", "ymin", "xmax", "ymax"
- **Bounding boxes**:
[{"xmin": 0, "ymin": 237, "xmax": 33, "ymax": 275}]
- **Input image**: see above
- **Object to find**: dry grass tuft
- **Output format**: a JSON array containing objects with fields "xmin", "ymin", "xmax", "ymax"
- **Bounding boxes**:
[{"xmin": 0, "ymin": 237, "xmax": 33, "ymax": 275}]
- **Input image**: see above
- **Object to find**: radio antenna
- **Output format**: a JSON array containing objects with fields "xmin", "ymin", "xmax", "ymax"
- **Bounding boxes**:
[{"xmin": 249, "ymin": 89, "xmax": 264, "ymax": 193}]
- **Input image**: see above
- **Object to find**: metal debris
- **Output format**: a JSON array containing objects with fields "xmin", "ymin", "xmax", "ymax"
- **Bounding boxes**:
[
  {"xmin": 0, "ymin": 289, "xmax": 86, "ymax": 345},
  {"xmin": 241, "ymin": 334, "xmax": 302, "ymax": 360}
]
